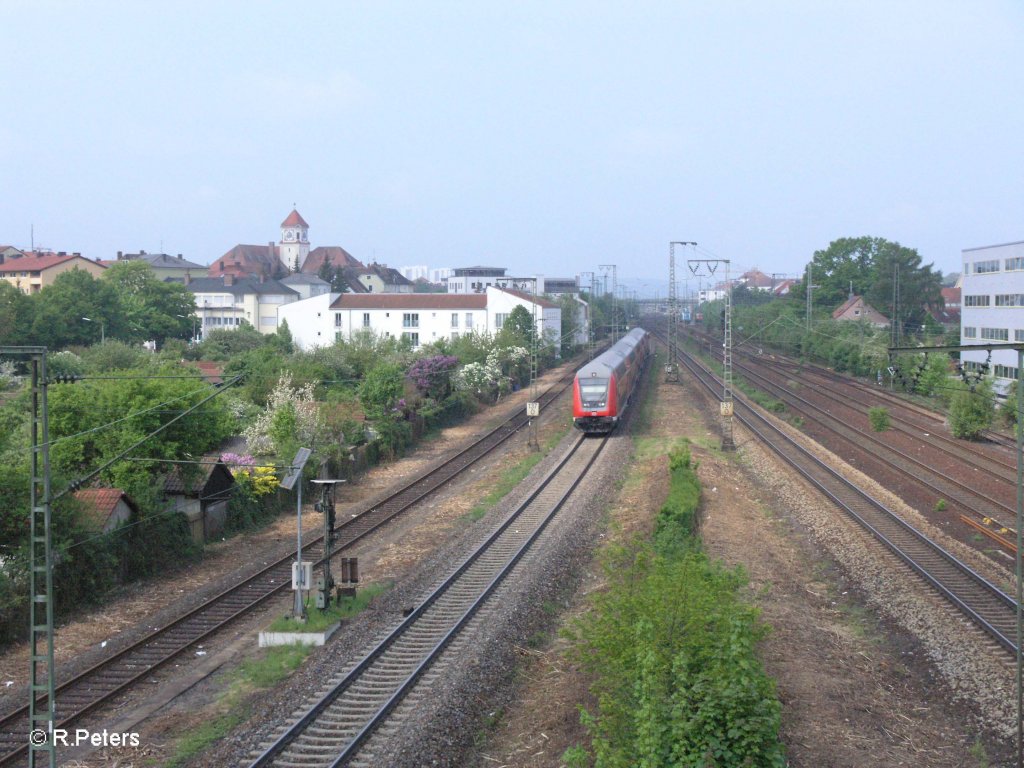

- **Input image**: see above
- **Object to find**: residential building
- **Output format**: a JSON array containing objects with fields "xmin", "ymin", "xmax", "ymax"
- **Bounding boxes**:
[
  {"xmin": 447, "ymin": 266, "xmax": 507, "ymax": 294},
  {"xmin": 960, "ymin": 240, "xmax": 1024, "ymax": 388},
  {"xmin": 831, "ymin": 295, "xmax": 890, "ymax": 327},
  {"xmin": 279, "ymin": 286, "xmax": 561, "ymax": 350},
  {"xmin": 351, "ymin": 263, "xmax": 414, "ymax": 293},
  {"xmin": 0, "ymin": 252, "xmax": 106, "ymax": 294},
  {"xmin": 208, "ymin": 209, "xmax": 364, "ymax": 281},
  {"xmin": 102, "ymin": 250, "xmax": 208, "ymax": 282},
  {"xmin": 185, "ymin": 275, "xmax": 299, "ymax": 337},
  {"xmin": 281, "ymin": 273, "xmax": 331, "ymax": 300}
]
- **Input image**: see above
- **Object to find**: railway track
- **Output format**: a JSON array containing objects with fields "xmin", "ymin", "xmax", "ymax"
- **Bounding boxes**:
[
  {"xmin": 248, "ymin": 430, "xmax": 609, "ymax": 767},
  {"xmin": 680, "ymin": 328, "xmax": 1022, "ymax": 536},
  {"xmin": 665, "ymin": 332, "xmax": 1020, "ymax": 654},
  {"xmin": 0, "ymin": 362, "xmax": 586, "ymax": 767}
]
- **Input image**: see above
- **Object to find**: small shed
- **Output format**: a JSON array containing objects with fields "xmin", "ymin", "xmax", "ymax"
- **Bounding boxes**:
[
  {"xmin": 73, "ymin": 488, "xmax": 138, "ymax": 533},
  {"xmin": 163, "ymin": 457, "xmax": 236, "ymax": 543},
  {"xmin": 832, "ymin": 295, "xmax": 890, "ymax": 327}
]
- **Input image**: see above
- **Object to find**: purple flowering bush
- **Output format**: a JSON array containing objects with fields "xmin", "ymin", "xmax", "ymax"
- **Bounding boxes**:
[{"xmin": 407, "ymin": 355, "xmax": 458, "ymax": 401}]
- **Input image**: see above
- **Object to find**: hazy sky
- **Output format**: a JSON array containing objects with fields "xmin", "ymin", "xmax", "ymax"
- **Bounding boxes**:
[{"xmin": 3, "ymin": 1, "xmax": 1021, "ymax": 292}]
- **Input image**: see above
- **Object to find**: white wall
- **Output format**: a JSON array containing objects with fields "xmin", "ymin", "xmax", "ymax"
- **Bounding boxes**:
[
  {"xmin": 961, "ymin": 240, "xmax": 1024, "ymax": 385},
  {"xmin": 277, "ymin": 293, "xmax": 341, "ymax": 349}
]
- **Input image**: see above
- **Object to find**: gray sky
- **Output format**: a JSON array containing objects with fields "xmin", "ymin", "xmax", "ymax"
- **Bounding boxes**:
[{"xmin": 3, "ymin": 1, "xmax": 1021, "ymax": 292}]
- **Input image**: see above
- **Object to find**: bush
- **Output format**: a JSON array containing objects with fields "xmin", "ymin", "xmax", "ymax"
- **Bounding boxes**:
[
  {"xmin": 868, "ymin": 407, "xmax": 890, "ymax": 432},
  {"xmin": 948, "ymin": 380, "xmax": 995, "ymax": 440},
  {"xmin": 569, "ymin": 440, "xmax": 784, "ymax": 768}
]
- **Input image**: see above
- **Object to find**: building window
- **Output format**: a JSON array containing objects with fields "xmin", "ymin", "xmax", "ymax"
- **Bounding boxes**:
[
  {"xmin": 403, "ymin": 313, "xmax": 419, "ymax": 328},
  {"xmin": 495, "ymin": 313, "xmax": 508, "ymax": 329},
  {"xmin": 402, "ymin": 331, "xmax": 420, "ymax": 347},
  {"xmin": 451, "ymin": 313, "xmax": 459, "ymax": 328},
  {"xmin": 964, "ymin": 295, "xmax": 991, "ymax": 307},
  {"xmin": 1016, "ymin": 329, "xmax": 1024, "ymax": 342},
  {"xmin": 981, "ymin": 327, "xmax": 1008, "ymax": 341},
  {"xmin": 363, "ymin": 312, "xmax": 371, "ymax": 327},
  {"xmin": 452, "ymin": 331, "xmax": 459, "ymax": 340},
  {"xmin": 336, "ymin": 332, "xmax": 342, "ymax": 342},
  {"xmin": 335, "ymin": 312, "xmax": 342, "ymax": 327},
  {"xmin": 975, "ymin": 259, "xmax": 1000, "ymax": 274},
  {"xmin": 995, "ymin": 364, "xmax": 1020, "ymax": 380},
  {"xmin": 1007, "ymin": 257, "xmax": 1024, "ymax": 271},
  {"xmin": 964, "ymin": 327, "xmax": 977, "ymax": 338},
  {"xmin": 996, "ymin": 294, "xmax": 1024, "ymax": 307},
  {"xmin": 465, "ymin": 313, "xmax": 473, "ymax": 328}
]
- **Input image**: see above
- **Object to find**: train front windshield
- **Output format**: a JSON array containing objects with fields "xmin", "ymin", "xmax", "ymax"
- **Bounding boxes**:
[{"xmin": 579, "ymin": 378, "xmax": 609, "ymax": 408}]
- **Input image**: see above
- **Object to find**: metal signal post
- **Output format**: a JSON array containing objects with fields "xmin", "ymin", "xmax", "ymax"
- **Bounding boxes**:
[{"xmin": 687, "ymin": 257, "xmax": 735, "ymax": 450}]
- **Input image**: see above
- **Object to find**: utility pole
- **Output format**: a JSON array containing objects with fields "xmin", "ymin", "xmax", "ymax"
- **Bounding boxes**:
[
  {"xmin": 0, "ymin": 347, "xmax": 55, "ymax": 767},
  {"xmin": 281, "ymin": 448, "xmax": 312, "ymax": 621},
  {"xmin": 688, "ymin": 258, "xmax": 735, "ymax": 450},
  {"xmin": 668, "ymin": 242, "xmax": 697, "ymax": 382},
  {"xmin": 528, "ymin": 276, "xmax": 541, "ymax": 451},
  {"xmin": 579, "ymin": 271, "xmax": 596, "ymax": 358},
  {"xmin": 600, "ymin": 264, "xmax": 617, "ymax": 339}
]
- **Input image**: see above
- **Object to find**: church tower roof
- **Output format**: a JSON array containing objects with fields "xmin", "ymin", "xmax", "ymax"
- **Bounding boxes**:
[{"xmin": 281, "ymin": 209, "xmax": 309, "ymax": 228}]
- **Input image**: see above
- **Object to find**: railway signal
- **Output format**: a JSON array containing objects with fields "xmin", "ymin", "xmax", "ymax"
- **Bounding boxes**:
[{"xmin": 311, "ymin": 478, "xmax": 346, "ymax": 610}]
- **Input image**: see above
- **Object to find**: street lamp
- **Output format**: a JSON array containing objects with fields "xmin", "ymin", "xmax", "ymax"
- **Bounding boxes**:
[{"xmin": 81, "ymin": 316, "xmax": 104, "ymax": 344}]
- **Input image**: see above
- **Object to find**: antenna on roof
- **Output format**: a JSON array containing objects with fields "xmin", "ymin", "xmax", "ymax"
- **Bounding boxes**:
[{"xmin": 30, "ymin": 224, "xmax": 34, "ymax": 251}]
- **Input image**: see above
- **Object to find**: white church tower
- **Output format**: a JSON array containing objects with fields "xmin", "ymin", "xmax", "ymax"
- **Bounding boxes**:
[{"xmin": 279, "ymin": 208, "xmax": 310, "ymax": 272}]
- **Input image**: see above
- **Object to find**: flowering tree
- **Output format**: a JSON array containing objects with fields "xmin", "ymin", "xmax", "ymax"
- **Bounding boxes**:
[
  {"xmin": 243, "ymin": 374, "xmax": 321, "ymax": 458},
  {"xmin": 408, "ymin": 355, "xmax": 458, "ymax": 400}
]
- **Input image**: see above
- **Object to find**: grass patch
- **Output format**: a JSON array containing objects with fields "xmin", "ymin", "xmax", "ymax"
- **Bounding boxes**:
[
  {"xmin": 567, "ymin": 441, "xmax": 785, "ymax": 767},
  {"xmin": 465, "ymin": 425, "xmax": 568, "ymax": 522},
  {"xmin": 165, "ymin": 643, "xmax": 314, "ymax": 767},
  {"xmin": 267, "ymin": 581, "xmax": 391, "ymax": 632}
]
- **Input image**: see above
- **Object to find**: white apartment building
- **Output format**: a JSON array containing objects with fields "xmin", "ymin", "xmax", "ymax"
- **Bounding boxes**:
[
  {"xmin": 186, "ymin": 275, "xmax": 299, "ymax": 338},
  {"xmin": 960, "ymin": 240, "xmax": 1024, "ymax": 388},
  {"xmin": 279, "ymin": 286, "xmax": 561, "ymax": 350}
]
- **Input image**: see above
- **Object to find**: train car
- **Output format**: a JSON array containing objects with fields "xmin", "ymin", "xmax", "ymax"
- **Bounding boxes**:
[{"xmin": 572, "ymin": 328, "xmax": 651, "ymax": 433}]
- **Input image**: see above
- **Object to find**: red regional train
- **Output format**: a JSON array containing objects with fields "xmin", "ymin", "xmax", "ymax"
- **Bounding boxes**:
[{"xmin": 572, "ymin": 328, "xmax": 651, "ymax": 433}]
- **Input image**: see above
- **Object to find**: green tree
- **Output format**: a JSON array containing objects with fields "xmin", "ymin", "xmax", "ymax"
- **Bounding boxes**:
[
  {"xmin": 802, "ymin": 237, "xmax": 943, "ymax": 332},
  {"xmin": 359, "ymin": 362, "xmax": 405, "ymax": 420},
  {"xmin": 30, "ymin": 269, "xmax": 118, "ymax": 347},
  {"xmin": 499, "ymin": 305, "xmax": 536, "ymax": 347},
  {"xmin": 559, "ymin": 294, "xmax": 583, "ymax": 355},
  {"xmin": 101, "ymin": 261, "xmax": 195, "ymax": 346},
  {"xmin": 0, "ymin": 282, "xmax": 34, "ymax": 345}
]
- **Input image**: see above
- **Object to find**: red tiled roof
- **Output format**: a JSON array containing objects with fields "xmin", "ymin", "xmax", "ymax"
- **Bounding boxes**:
[
  {"xmin": 941, "ymin": 286, "xmax": 961, "ymax": 304},
  {"xmin": 0, "ymin": 254, "xmax": 104, "ymax": 273},
  {"xmin": 193, "ymin": 361, "xmax": 224, "ymax": 384},
  {"xmin": 330, "ymin": 294, "xmax": 489, "ymax": 310},
  {"xmin": 281, "ymin": 209, "xmax": 309, "ymax": 228},
  {"xmin": 301, "ymin": 246, "xmax": 364, "ymax": 274},
  {"xmin": 209, "ymin": 244, "xmax": 286, "ymax": 279},
  {"xmin": 74, "ymin": 488, "xmax": 136, "ymax": 529}
]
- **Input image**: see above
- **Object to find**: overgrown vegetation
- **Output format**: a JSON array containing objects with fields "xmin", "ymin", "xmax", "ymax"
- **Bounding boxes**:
[
  {"xmin": 568, "ymin": 443, "xmax": 785, "ymax": 767},
  {"xmin": 868, "ymin": 407, "xmax": 890, "ymax": 432}
]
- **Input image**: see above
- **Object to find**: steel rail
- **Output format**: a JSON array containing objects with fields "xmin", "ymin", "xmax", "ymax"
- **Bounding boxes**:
[
  {"xmin": 249, "ymin": 431, "xmax": 609, "ymax": 767},
  {"xmin": 0, "ymin": 360, "xmax": 588, "ymax": 767},
  {"xmin": 663, "ymin": 331, "xmax": 1019, "ymax": 653}
]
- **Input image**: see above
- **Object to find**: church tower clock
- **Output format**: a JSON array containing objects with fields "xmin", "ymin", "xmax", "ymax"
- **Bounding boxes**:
[{"xmin": 279, "ymin": 208, "xmax": 310, "ymax": 272}]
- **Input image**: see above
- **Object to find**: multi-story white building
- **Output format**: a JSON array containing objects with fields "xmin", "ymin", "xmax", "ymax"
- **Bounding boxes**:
[
  {"xmin": 960, "ymin": 239, "xmax": 1024, "ymax": 388},
  {"xmin": 446, "ymin": 266, "xmax": 507, "ymax": 294},
  {"xmin": 186, "ymin": 275, "xmax": 299, "ymax": 338},
  {"xmin": 279, "ymin": 286, "xmax": 561, "ymax": 350}
]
